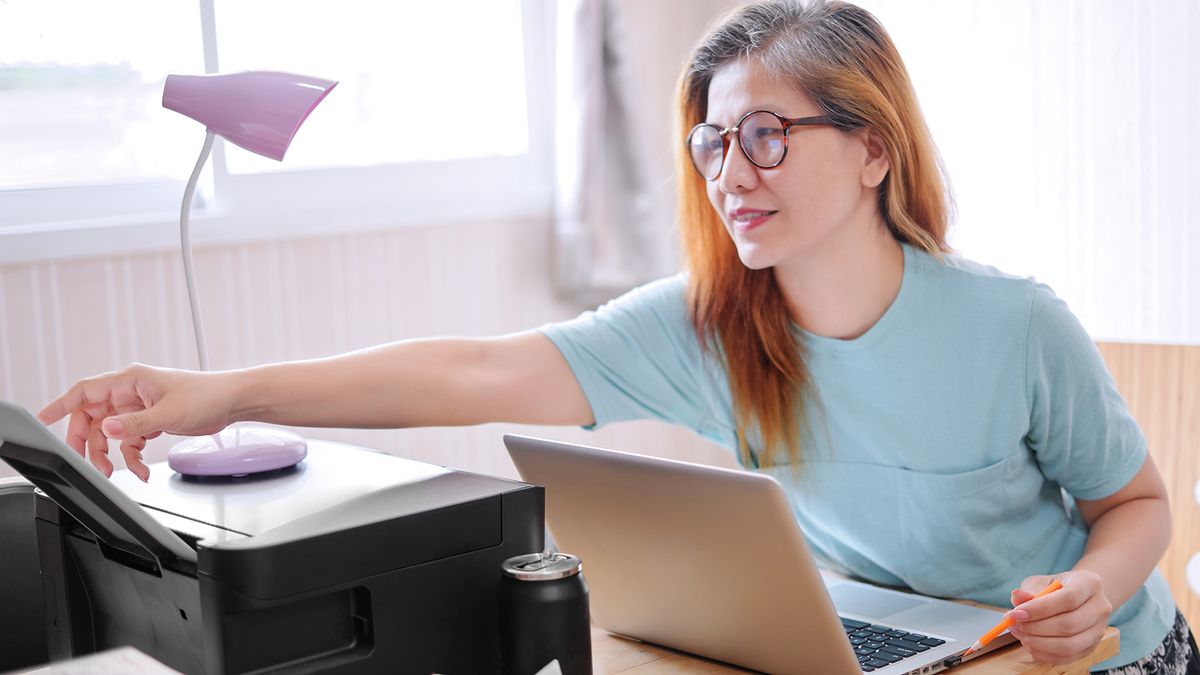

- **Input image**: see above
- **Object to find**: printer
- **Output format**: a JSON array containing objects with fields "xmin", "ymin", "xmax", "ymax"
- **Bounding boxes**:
[{"xmin": 0, "ymin": 402, "xmax": 544, "ymax": 674}]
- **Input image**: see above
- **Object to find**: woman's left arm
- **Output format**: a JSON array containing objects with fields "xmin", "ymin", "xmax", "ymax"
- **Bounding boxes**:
[{"xmin": 1006, "ymin": 453, "xmax": 1172, "ymax": 664}]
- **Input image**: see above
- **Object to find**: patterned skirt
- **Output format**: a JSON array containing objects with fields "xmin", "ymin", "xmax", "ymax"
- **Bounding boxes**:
[{"xmin": 1093, "ymin": 610, "xmax": 1200, "ymax": 675}]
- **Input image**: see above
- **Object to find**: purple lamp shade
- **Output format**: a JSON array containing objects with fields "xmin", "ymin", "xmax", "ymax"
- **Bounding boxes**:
[{"xmin": 163, "ymin": 71, "xmax": 337, "ymax": 161}]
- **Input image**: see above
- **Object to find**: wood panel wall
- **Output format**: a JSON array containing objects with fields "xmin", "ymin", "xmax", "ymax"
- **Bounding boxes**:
[{"xmin": 1097, "ymin": 342, "xmax": 1200, "ymax": 632}]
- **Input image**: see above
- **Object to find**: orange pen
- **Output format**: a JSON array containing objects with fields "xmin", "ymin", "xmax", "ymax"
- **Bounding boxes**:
[{"xmin": 962, "ymin": 579, "xmax": 1064, "ymax": 657}]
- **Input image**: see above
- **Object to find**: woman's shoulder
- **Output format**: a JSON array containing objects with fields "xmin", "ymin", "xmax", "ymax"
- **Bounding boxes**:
[
  {"xmin": 902, "ymin": 245, "xmax": 1083, "ymax": 347},
  {"xmin": 628, "ymin": 273, "xmax": 689, "ymax": 298},
  {"xmin": 594, "ymin": 273, "xmax": 689, "ymax": 316},
  {"xmin": 911, "ymin": 245, "xmax": 1044, "ymax": 311},
  {"xmin": 922, "ymin": 246, "xmax": 1032, "ymax": 285},
  {"xmin": 552, "ymin": 274, "xmax": 695, "ymax": 344}
]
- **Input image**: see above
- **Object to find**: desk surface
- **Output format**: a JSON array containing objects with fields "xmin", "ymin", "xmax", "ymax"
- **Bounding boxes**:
[{"xmin": 592, "ymin": 624, "xmax": 1119, "ymax": 674}]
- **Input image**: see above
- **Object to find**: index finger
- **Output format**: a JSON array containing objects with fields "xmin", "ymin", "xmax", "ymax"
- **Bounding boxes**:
[
  {"xmin": 39, "ymin": 384, "xmax": 90, "ymax": 425},
  {"xmin": 39, "ymin": 375, "xmax": 122, "ymax": 426},
  {"xmin": 1015, "ymin": 582, "xmax": 1085, "ymax": 621}
]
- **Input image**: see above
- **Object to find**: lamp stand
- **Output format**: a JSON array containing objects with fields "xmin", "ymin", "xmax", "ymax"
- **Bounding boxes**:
[
  {"xmin": 180, "ymin": 131, "xmax": 214, "ymax": 372},
  {"xmin": 166, "ymin": 131, "xmax": 307, "ymax": 478}
]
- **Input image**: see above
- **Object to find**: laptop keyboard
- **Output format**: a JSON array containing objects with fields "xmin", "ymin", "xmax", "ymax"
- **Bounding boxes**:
[{"xmin": 840, "ymin": 617, "xmax": 946, "ymax": 672}]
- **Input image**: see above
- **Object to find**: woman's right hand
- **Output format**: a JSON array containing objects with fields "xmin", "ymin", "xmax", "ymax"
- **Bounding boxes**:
[{"xmin": 37, "ymin": 363, "xmax": 240, "ymax": 481}]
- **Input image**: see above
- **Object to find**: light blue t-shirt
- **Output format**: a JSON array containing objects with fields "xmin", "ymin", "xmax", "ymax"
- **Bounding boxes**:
[{"xmin": 537, "ymin": 242, "xmax": 1175, "ymax": 670}]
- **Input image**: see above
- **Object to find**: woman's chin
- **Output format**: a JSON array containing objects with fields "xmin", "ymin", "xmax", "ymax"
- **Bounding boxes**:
[{"xmin": 734, "ymin": 244, "xmax": 777, "ymax": 271}]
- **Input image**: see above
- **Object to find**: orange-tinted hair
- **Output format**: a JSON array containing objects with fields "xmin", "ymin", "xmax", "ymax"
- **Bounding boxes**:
[{"xmin": 676, "ymin": 0, "xmax": 953, "ymax": 467}]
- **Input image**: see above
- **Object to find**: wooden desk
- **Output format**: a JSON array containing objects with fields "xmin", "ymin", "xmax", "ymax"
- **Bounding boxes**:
[{"xmin": 592, "ymin": 624, "xmax": 1119, "ymax": 674}]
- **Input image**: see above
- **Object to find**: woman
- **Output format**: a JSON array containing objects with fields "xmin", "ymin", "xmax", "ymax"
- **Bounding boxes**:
[{"xmin": 38, "ymin": 1, "xmax": 1197, "ymax": 672}]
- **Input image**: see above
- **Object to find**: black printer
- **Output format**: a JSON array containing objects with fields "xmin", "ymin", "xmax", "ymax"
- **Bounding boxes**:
[{"xmin": 0, "ymin": 402, "xmax": 543, "ymax": 674}]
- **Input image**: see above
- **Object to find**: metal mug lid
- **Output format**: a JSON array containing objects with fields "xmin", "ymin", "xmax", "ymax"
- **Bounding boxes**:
[{"xmin": 501, "ymin": 550, "xmax": 583, "ymax": 581}]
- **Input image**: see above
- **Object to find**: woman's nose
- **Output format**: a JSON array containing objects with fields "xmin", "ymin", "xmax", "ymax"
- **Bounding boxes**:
[{"xmin": 717, "ymin": 137, "xmax": 758, "ymax": 193}]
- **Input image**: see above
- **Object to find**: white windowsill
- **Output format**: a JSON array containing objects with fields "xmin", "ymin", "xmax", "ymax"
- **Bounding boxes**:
[{"xmin": 0, "ymin": 155, "xmax": 554, "ymax": 265}]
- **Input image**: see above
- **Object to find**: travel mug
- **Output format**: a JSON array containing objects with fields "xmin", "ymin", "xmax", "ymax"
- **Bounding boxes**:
[{"xmin": 498, "ymin": 551, "xmax": 592, "ymax": 675}]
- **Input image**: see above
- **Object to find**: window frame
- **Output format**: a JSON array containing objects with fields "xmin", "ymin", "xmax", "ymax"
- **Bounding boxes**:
[{"xmin": 0, "ymin": 0, "xmax": 554, "ymax": 265}]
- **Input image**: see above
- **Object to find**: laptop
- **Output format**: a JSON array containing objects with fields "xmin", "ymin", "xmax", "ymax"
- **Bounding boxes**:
[{"xmin": 503, "ymin": 434, "xmax": 1017, "ymax": 675}]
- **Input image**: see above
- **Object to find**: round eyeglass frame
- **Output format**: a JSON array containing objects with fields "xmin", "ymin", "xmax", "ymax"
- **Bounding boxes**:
[{"xmin": 686, "ymin": 109, "xmax": 837, "ymax": 181}]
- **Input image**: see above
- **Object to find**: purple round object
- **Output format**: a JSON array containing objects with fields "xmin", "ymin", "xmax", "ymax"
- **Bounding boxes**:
[{"xmin": 167, "ymin": 426, "xmax": 307, "ymax": 477}]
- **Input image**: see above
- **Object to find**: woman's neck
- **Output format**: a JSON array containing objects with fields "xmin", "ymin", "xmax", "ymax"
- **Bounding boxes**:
[{"xmin": 773, "ymin": 215, "xmax": 904, "ymax": 341}]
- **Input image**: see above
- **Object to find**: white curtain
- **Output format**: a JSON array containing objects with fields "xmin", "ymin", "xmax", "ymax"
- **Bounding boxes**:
[
  {"xmin": 854, "ymin": 0, "xmax": 1199, "ymax": 344},
  {"xmin": 552, "ymin": 0, "xmax": 735, "ymax": 305}
]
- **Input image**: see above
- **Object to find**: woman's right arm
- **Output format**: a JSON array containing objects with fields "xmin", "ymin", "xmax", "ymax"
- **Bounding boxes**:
[
  {"xmin": 38, "ymin": 331, "xmax": 594, "ymax": 476},
  {"xmin": 235, "ymin": 331, "xmax": 594, "ymax": 429}
]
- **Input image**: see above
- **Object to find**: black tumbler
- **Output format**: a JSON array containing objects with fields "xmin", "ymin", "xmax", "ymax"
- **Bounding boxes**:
[{"xmin": 498, "ymin": 551, "xmax": 592, "ymax": 675}]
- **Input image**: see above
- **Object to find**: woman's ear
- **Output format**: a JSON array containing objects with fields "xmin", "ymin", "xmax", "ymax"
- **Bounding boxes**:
[{"xmin": 861, "ymin": 130, "xmax": 890, "ymax": 189}]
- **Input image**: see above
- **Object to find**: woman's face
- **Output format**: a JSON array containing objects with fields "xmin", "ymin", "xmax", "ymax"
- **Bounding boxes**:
[{"xmin": 704, "ymin": 58, "xmax": 885, "ymax": 270}]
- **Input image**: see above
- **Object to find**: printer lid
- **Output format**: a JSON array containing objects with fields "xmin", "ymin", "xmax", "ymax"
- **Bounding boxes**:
[
  {"xmin": 107, "ymin": 440, "xmax": 452, "ymax": 539},
  {"xmin": 0, "ymin": 401, "xmax": 197, "ymax": 570}
]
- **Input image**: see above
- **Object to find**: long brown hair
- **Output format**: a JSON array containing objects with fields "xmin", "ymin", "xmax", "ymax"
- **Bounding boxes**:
[{"xmin": 677, "ymin": 0, "xmax": 953, "ymax": 467}]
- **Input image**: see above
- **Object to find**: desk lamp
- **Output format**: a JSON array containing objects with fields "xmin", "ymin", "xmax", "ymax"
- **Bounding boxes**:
[{"xmin": 161, "ymin": 71, "xmax": 337, "ymax": 477}]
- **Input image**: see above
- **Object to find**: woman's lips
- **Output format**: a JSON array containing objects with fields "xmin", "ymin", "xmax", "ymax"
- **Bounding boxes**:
[{"xmin": 730, "ymin": 209, "xmax": 778, "ymax": 232}]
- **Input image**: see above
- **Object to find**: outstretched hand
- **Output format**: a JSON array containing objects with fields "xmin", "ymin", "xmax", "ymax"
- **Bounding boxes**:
[
  {"xmin": 38, "ymin": 363, "xmax": 236, "ymax": 481},
  {"xmin": 1007, "ymin": 572, "xmax": 1112, "ymax": 665}
]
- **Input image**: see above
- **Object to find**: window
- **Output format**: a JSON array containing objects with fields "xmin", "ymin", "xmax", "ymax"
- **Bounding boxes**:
[
  {"xmin": 214, "ymin": 0, "xmax": 530, "ymax": 174},
  {"xmin": 0, "ymin": 0, "xmax": 203, "ymax": 190},
  {"xmin": 0, "ymin": 0, "xmax": 551, "ymax": 263}
]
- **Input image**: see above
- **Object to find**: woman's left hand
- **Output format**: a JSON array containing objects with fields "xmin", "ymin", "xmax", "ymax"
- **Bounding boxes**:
[{"xmin": 1007, "ymin": 571, "xmax": 1113, "ymax": 665}]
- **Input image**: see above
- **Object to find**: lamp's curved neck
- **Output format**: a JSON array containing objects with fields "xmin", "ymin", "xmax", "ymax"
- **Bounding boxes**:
[{"xmin": 180, "ymin": 130, "xmax": 215, "ymax": 372}]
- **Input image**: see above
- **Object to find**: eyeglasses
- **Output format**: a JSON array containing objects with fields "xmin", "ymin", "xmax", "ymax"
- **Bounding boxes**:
[{"xmin": 686, "ymin": 109, "xmax": 836, "ymax": 181}]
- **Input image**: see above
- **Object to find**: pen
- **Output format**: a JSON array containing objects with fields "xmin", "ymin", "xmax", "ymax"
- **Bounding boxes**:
[{"xmin": 962, "ymin": 579, "xmax": 1064, "ymax": 657}]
